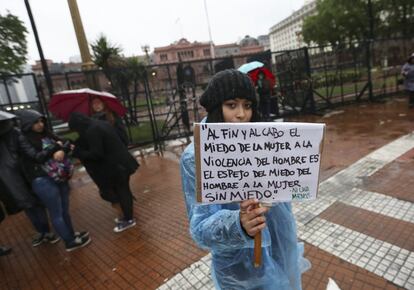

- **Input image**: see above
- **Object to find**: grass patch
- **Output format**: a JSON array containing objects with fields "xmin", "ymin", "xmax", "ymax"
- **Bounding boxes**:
[
  {"xmin": 127, "ymin": 120, "xmax": 165, "ymax": 143},
  {"xmin": 59, "ymin": 120, "xmax": 165, "ymax": 144}
]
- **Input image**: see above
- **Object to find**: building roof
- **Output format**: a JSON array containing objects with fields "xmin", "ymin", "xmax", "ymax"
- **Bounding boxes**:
[
  {"xmin": 215, "ymin": 43, "xmax": 239, "ymax": 48},
  {"xmin": 239, "ymin": 35, "xmax": 260, "ymax": 47},
  {"xmin": 154, "ymin": 38, "xmax": 211, "ymax": 52}
]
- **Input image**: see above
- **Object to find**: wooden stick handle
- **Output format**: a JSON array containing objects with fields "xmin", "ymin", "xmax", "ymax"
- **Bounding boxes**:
[
  {"xmin": 254, "ymin": 231, "xmax": 262, "ymax": 267},
  {"xmin": 253, "ymin": 203, "xmax": 262, "ymax": 267}
]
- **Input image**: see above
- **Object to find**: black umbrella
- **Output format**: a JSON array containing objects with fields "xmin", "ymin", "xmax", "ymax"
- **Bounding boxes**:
[
  {"xmin": 0, "ymin": 110, "xmax": 16, "ymax": 121},
  {"xmin": 0, "ymin": 110, "xmax": 17, "ymax": 135}
]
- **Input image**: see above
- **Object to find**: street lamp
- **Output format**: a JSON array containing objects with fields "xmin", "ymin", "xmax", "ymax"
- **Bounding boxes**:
[
  {"xmin": 141, "ymin": 44, "xmax": 151, "ymax": 64},
  {"xmin": 24, "ymin": 0, "xmax": 54, "ymax": 97},
  {"xmin": 203, "ymin": 0, "xmax": 215, "ymax": 59},
  {"xmin": 23, "ymin": 0, "xmax": 53, "ymax": 128}
]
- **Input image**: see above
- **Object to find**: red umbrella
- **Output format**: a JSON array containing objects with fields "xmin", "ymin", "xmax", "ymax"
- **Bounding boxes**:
[
  {"xmin": 248, "ymin": 67, "xmax": 276, "ymax": 88},
  {"xmin": 48, "ymin": 88, "xmax": 127, "ymax": 121}
]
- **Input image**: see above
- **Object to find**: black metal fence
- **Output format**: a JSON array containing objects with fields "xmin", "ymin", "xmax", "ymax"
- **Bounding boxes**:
[{"xmin": 0, "ymin": 37, "xmax": 411, "ymax": 148}]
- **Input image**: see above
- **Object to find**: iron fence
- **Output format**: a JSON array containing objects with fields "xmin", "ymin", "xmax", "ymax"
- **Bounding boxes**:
[{"xmin": 1, "ymin": 38, "xmax": 412, "ymax": 148}]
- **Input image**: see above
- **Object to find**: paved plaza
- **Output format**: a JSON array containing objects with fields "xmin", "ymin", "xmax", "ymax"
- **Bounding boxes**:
[{"xmin": 0, "ymin": 96, "xmax": 413, "ymax": 290}]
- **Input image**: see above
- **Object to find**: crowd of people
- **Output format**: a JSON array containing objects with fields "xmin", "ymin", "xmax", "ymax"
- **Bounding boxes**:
[
  {"xmin": 0, "ymin": 97, "xmax": 138, "ymax": 254},
  {"xmin": 0, "ymin": 66, "xmax": 310, "ymax": 289}
]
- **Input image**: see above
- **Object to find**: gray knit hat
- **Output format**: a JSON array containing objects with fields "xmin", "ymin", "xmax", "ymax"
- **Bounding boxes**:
[{"xmin": 200, "ymin": 69, "xmax": 257, "ymax": 113}]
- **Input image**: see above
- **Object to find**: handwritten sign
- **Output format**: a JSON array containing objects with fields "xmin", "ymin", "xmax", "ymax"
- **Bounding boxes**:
[{"xmin": 194, "ymin": 122, "xmax": 325, "ymax": 204}]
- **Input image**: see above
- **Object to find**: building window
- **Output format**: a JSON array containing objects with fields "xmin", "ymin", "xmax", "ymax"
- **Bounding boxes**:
[
  {"xmin": 178, "ymin": 50, "xmax": 194, "ymax": 59},
  {"xmin": 160, "ymin": 54, "xmax": 168, "ymax": 61},
  {"xmin": 203, "ymin": 48, "xmax": 211, "ymax": 56}
]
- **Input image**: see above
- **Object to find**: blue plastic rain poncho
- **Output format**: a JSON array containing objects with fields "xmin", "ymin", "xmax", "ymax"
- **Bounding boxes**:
[{"xmin": 180, "ymin": 143, "xmax": 309, "ymax": 290}]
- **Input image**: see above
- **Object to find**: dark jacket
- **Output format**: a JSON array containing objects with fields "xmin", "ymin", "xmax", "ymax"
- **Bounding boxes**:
[
  {"xmin": 69, "ymin": 113, "xmax": 138, "ymax": 188},
  {"xmin": 92, "ymin": 111, "xmax": 129, "ymax": 146},
  {"xmin": 0, "ymin": 111, "xmax": 46, "ymax": 213},
  {"xmin": 18, "ymin": 110, "xmax": 63, "ymax": 183}
]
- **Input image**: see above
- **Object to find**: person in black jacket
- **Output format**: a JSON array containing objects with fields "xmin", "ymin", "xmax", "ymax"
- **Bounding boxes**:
[
  {"xmin": 19, "ymin": 110, "xmax": 91, "ymax": 252},
  {"xmin": 0, "ymin": 110, "xmax": 60, "ymax": 247},
  {"xmin": 257, "ymin": 71, "xmax": 272, "ymax": 121},
  {"xmin": 68, "ymin": 112, "xmax": 139, "ymax": 233}
]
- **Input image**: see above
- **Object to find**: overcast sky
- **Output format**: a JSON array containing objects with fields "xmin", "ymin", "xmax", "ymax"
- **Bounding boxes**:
[{"xmin": 1, "ymin": 0, "xmax": 305, "ymax": 64}]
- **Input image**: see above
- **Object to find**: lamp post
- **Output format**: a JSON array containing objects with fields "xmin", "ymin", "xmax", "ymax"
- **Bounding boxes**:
[
  {"xmin": 141, "ymin": 44, "xmax": 151, "ymax": 64},
  {"xmin": 23, "ymin": 0, "xmax": 53, "ymax": 128},
  {"xmin": 24, "ymin": 0, "xmax": 54, "ymax": 97},
  {"xmin": 203, "ymin": 0, "xmax": 215, "ymax": 59}
]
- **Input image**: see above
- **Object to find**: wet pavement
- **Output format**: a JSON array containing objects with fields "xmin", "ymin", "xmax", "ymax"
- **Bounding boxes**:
[{"xmin": 0, "ymin": 96, "xmax": 413, "ymax": 290}]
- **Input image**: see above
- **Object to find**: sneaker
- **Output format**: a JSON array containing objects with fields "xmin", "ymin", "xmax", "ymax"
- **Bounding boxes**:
[
  {"xmin": 113, "ymin": 218, "xmax": 136, "ymax": 233},
  {"xmin": 65, "ymin": 236, "xmax": 91, "ymax": 252},
  {"xmin": 114, "ymin": 217, "xmax": 122, "ymax": 224},
  {"xmin": 31, "ymin": 233, "xmax": 45, "ymax": 247},
  {"xmin": 74, "ymin": 231, "xmax": 89, "ymax": 239},
  {"xmin": 0, "ymin": 246, "xmax": 12, "ymax": 256},
  {"xmin": 44, "ymin": 233, "xmax": 60, "ymax": 244}
]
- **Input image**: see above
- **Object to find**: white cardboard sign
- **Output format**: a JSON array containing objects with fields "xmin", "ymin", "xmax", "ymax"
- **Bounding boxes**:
[{"xmin": 194, "ymin": 122, "xmax": 325, "ymax": 204}]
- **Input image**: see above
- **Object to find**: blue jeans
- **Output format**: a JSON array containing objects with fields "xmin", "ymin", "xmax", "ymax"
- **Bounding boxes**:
[
  {"xmin": 31, "ymin": 177, "xmax": 75, "ymax": 244},
  {"xmin": 24, "ymin": 206, "xmax": 50, "ymax": 234}
]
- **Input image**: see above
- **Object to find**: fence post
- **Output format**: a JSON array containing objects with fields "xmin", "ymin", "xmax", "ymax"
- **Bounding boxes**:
[
  {"xmin": 143, "ymin": 73, "xmax": 160, "ymax": 150},
  {"xmin": 366, "ymin": 40, "xmax": 374, "ymax": 101},
  {"xmin": 366, "ymin": 0, "xmax": 374, "ymax": 101},
  {"xmin": 34, "ymin": 77, "xmax": 53, "ymax": 132},
  {"xmin": 303, "ymin": 47, "xmax": 315, "ymax": 113},
  {"xmin": 3, "ymin": 78, "xmax": 14, "ymax": 111}
]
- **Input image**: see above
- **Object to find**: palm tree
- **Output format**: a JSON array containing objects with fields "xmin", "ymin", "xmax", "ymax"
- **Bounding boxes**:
[{"xmin": 91, "ymin": 34, "xmax": 123, "ymax": 83}]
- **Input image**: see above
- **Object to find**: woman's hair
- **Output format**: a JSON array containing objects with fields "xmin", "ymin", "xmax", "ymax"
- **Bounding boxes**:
[
  {"xmin": 91, "ymin": 97, "xmax": 115, "ymax": 125},
  {"xmin": 104, "ymin": 111, "xmax": 115, "ymax": 125},
  {"xmin": 199, "ymin": 69, "xmax": 261, "ymax": 123}
]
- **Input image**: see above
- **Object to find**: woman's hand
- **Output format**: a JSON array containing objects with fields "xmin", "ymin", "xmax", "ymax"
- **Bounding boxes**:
[
  {"xmin": 53, "ymin": 150, "xmax": 65, "ymax": 161},
  {"xmin": 239, "ymin": 199, "xmax": 269, "ymax": 238}
]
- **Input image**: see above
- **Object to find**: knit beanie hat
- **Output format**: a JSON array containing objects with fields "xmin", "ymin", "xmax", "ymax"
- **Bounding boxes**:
[{"xmin": 200, "ymin": 69, "xmax": 257, "ymax": 113}]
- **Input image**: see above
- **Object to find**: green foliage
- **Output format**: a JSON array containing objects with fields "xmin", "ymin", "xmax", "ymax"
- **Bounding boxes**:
[
  {"xmin": 0, "ymin": 12, "xmax": 28, "ymax": 76},
  {"xmin": 128, "ymin": 120, "xmax": 165, "ymax": 144},
  {"xmin": 378, "ymin": 0, "xmax": 414, "ymax": 38},
  {"xmin": 303, "ymin": 0, "xmax": 414, "ymax": 47},
  {"xmin": 91, "ymin": 34, "xmax": 122, "ymax": 70},
  {"xmin": 91, "ymin": 34, "xmax": 148, "ymax": 124}
]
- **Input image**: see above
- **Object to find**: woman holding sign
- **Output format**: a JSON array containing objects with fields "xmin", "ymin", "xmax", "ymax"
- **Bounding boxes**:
[{"xmin": 180, "ymin": 69, "xmax": 309, "ymax": 290}]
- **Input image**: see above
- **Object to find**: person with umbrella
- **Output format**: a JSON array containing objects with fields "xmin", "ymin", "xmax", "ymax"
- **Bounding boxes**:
[
  {"xmin": 239, "ymin": 62, "xmax": 277, "ymax": 120},
  {"xmin": 68, "ymin": 112, "xmax": 139, "ymax": 233},
  {"xmin": 18, "ymin": 109, "xmax": 91, "ymax": 252},
  {"xmin": 89, "ymin": 96, "xmax": 129, "ymax": 220},
  {"xmin": 0, "ymin": 110, "xmax": 61, "ymax": 247},
  {"xmin": 49, "ymin": 89, "xmax": 131, "ymax": 222},
  {"xmin": 257, "ymin": 70, "xmax": 273, "ymax": 121}
]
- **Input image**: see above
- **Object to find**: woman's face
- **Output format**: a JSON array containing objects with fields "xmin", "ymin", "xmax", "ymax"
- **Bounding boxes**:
[
  {"xmin": 92, "ymin": 98, "xmax": 105, "ymax": 113},
  {"xmin": 32, "ymin": 118, "xmax": 45, "ymax": 133},
  {"xmin": 222, "ymin": 98, "xmax": 253, "ymax": 123}
]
